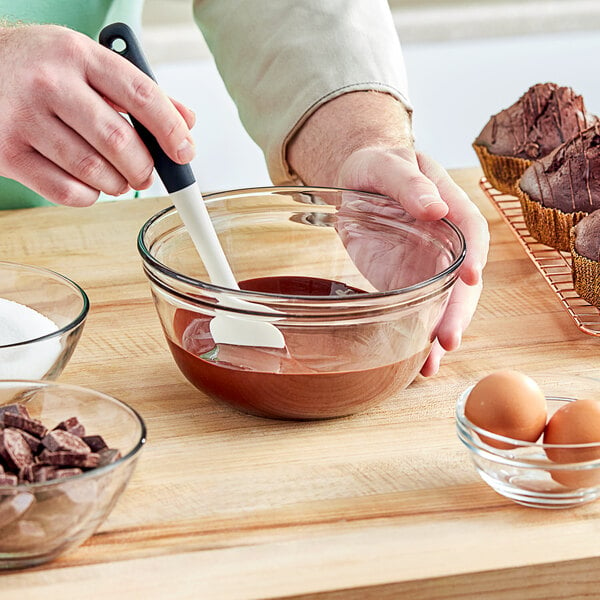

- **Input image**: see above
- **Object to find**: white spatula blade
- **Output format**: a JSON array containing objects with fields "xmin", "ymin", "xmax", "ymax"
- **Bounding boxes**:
[{"xmin": 209, "ymin": 313, "xmax": 285, "ymax": 348}]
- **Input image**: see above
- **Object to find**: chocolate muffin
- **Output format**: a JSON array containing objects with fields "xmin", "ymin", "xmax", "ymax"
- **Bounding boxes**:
[
  {"xmin": 570, "ymin": 209, "xmax": 600, "ymax": 307},
  {"xmin": 473, "ymin": 83, "xmax": 597, "ymax": 195},
  {"xmin": 517, "ymin": 124, "xmax": 600, "ymax": 251}
]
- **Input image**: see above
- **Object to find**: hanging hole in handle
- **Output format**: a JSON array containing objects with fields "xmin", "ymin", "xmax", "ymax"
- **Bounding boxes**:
[{"xmin": 109, "ymin": 37, "xmax": 127, "ymax": 54}]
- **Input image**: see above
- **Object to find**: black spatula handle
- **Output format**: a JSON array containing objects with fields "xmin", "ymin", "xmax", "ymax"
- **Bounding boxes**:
[{"xmin": 99, "ymin": 22, "xmax": 195, "ymax": 193}]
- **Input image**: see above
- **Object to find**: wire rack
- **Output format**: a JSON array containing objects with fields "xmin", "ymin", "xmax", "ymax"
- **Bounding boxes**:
[{"xmin": 479, "ymin": 177, "xmax": 600, "ymax": 337}]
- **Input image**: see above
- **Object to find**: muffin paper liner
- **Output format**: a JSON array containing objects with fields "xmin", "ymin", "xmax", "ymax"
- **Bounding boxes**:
[
  {"xmin": 570, "ymin": 233, "xmax": 600, "ymax": 307},
  {"xmin": 480, "ymin": 177, "xmax": 600, "ymax": 335},
  {"xmin": 516, "ymin": 189, "xmax": 588, "ymax": 252},
  {"xmin": 472, "ymin": 144, "xmax": 532, "ymax": 196}
]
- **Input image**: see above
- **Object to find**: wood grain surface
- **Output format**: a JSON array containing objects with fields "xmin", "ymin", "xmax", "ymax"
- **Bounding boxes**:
[{"xmin": 0, "ymin": 168, "xmax": 599, "ymax": 599}]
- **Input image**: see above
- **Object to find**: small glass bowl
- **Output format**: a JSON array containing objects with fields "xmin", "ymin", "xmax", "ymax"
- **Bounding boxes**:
[
  {"xmin": 456, "ymin": 387, "xmax": 600, "ymax": 509},
  {"xmin": 0, "ymin": 262, "xmax": 89, "ymax": 380},
  {"xmin": 0, "ymin": 380, "xmax": 146, "ymax": 569},
  {"xmin": 139, "ymin": 187, "xmax": 466, "ymax": 420}
]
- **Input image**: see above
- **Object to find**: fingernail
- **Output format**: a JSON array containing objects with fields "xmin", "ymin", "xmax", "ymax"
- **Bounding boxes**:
[
  {"xmin": 453, "ymin": 332, "xmax": 462, "ymax": 350},
  {"xmin": 419, "ymin": 193, "xmax": 445, "ymax": 208},
  {"xmin": 469, "ymin": 262, "xmax": 484, "ymax": 283},
  {"xmin": 133, "ymin": 174, "xmax": 153, "ymax": 190},
  {"xmin": 177, "ymin": 138, "xmax": 195, "ymax": 163},
  {"xmin": 107, "ymin": 184, "xmax": 130, "ymax": 197}
]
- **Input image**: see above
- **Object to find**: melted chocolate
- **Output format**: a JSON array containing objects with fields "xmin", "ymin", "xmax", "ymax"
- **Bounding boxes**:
[{"xmin": 168, "ymin": 276, "xmax": 429, "ymax": 420}]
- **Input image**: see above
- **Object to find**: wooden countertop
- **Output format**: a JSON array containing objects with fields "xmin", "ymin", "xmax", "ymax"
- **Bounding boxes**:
[{"xmin": 1, "ymin": 168, "xmax": 599, "ymax": 599}]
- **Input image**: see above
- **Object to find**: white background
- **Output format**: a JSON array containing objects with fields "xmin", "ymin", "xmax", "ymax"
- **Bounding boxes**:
[{"xmin": 142, "ymin": 3, "xmax": 600, "ymax": 195}]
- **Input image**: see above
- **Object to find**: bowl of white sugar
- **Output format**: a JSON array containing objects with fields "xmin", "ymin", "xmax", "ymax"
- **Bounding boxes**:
[{"xmin": 0, "ymin": 262, "xmax": 89, "ymax": 380}]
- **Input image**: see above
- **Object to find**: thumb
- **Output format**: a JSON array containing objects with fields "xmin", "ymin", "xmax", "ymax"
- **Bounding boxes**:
[{"xmin": 338, "ymin": 146, "xmax": 448, "ymax": 220}]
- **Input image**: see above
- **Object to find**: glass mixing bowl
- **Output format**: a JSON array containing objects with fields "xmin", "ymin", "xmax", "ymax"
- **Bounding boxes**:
[
  {"xmin": 139, "ymin": 187, "xmax": 466, "ymax": 419},
  {"xmin": 456, "ymin": 373, "xmax": 600, "ymax": 508},
  {"xmin": 0, "ymin": 380, "xmax": 146, "ymax": 569},
  {"xmin": 0, "ymin": 262, "xmax": 89, "ymax": 380},
  {"xmin": 456, "ymin": 388, "xmax": 600, "ymax": 508}
]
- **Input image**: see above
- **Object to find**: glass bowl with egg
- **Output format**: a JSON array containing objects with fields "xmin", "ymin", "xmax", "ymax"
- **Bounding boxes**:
[
  {"xmin": 0, "ymin": 262, "xmax": 89, "ymax": 380},
  {"xmin": 139, "ymin": 186, "xmax": 466, "ymax": 420},
  {"xmin": 456, "ymin": 371, "xmax": 600, "ymax": 508},
  {"xmin": 0, "ymin": 380, "xmax": 146, "ymax": 569}
]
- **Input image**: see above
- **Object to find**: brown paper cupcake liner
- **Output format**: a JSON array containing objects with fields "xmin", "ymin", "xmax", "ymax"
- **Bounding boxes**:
[
  {"xmin": 516, "ymin": 190, "xmax": 588, "ymax": 252},
  {"xmin": 472, "ymin": 144, "xmax": 532, "ymax": 196},
  {"xmin": 570, "ymin": 235, "xmax": 600, "ymax": 307}
]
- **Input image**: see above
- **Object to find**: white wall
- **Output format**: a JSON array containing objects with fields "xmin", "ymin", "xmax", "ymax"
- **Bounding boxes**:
[
  {"xmin": 404, "ymin": 31, "xmax": 600, "ymax": 170},
  {"xmin": 140, "ymin": 1, "xmax": 600, "ymax": 193}
]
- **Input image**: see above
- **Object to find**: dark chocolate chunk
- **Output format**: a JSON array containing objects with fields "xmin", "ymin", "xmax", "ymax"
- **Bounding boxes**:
[
  {"xmin": 0, "ymin": 473, "xmax": 18, "ymax": 486},
  {"xmin": 20, "ymin": 463, "xmax": 69, "ymax": 484},
  {"xmin": 82, "ymin": 434, "xmax": 108, "ymax": 453},
  {"xmin": 0, "ymin": 429, "xmax": 34, "ymax": 471},
  {"xmin": 97, "ymin": 448, "xmax": 121, "ymax": 467},
  {"xmin": 54, "ymin": 468, "xmax": 83, "ymax": 479},
  {"xmin": 18, "ymin": 464, "xmax": 32, "ymax": 483},
  {"xmin": 18, "ymin": 463, "xmax": 37, "ymax": 483},
  {"xmin": 4, "ymin": 413, "xmax": 48, "ymax": 438},
  {"xmin": 0, "ymin": 404, "xmax": 121, "ymax": 485},
  {"xmin": 42, "ymin": 430, "xmax": 91, "ymax": 455},
  {"xmin": 0, "ymin": 404, "xmax": 29, "ymax": 426},
  {"xmin": 39, "ymin": 449, "xmax": 100, "ymax": 469},
  {"xmin": 18, "ymin": 430, "xmax": 42, "ymax": 454},
  {"xmin": 32, "ymin": 465, "xmax": 59, "ymax": 483},
  {"xmin": 53, "ymin": 417, "xmax": 86, "ymax": 438}
]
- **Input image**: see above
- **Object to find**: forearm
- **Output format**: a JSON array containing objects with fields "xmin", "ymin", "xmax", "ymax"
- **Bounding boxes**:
[{"xmin": 287, "ymin": 91, "xmax": 414, "ymax": 187}]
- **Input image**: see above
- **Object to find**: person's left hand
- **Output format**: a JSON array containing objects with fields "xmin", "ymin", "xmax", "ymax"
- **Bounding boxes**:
[{"xmin": 336, "ymin": 145, "xmax": 489, "ymax": 376}]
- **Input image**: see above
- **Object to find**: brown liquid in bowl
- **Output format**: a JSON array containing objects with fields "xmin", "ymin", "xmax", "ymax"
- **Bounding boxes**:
[{"xmin": 168, "ymin": 276, "xmax": 428, "ymax": 419}]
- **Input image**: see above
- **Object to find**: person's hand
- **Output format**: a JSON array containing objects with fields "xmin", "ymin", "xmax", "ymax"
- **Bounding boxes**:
[
  {"xmin": 0, "ymin": 24, "xmax": 195, "ymax": 206},
  {"xmin": 287, "ymin": 91, "xmax": 489, "ymax": 375},
  {"xmin": 336, "ymin": 146, "xmax": 489, "ymax": 376}
]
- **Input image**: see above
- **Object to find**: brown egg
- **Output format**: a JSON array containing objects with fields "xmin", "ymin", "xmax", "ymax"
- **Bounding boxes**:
[
  {"xmin": 464, "ymin": 370, "xmax": 547, "ymax": 449},
  {"xmin": 544, "ymin": 399, "xmax": 600, "ymax": 488}
]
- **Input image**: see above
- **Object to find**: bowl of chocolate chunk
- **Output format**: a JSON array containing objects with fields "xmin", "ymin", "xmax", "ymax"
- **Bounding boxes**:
[
  {"xmin": 139, "ymin": 187, "xmax": 466, "ymax": 420},
  {"xmin": 0, "ymin": 380, "xmax": 146, "ymax": 569},
  {"xmin": 0, "ymin": 261, "xmax": 89, "ymax": 380}
]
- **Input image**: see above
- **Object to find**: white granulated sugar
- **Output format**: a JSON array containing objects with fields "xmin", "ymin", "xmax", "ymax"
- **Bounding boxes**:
[{"xmin": 0, "ymin": 298, "xmax": 62, "ymax": 379}]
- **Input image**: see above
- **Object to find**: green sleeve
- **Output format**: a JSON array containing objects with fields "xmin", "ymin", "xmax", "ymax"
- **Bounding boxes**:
[{"xmin": 0, "ymin": 0, "xmax": 143, "ymax": 209}]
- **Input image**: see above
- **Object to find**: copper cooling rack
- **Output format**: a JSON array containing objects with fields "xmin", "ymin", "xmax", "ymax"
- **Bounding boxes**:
[{"xmin": 479, "ymin": 177, "xmax": 600, "ymax": 337}]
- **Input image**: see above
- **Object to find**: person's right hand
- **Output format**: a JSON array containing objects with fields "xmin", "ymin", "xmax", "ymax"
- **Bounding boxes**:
[{"xmin": 0, "ymin": 24, "xmax": 195, "ymax": 206}]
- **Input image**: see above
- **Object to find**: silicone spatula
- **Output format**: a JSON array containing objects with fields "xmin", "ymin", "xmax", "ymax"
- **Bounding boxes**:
[{"xmin": 99, "ymin": 22, "xmax": 285, "ymax": 349}]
